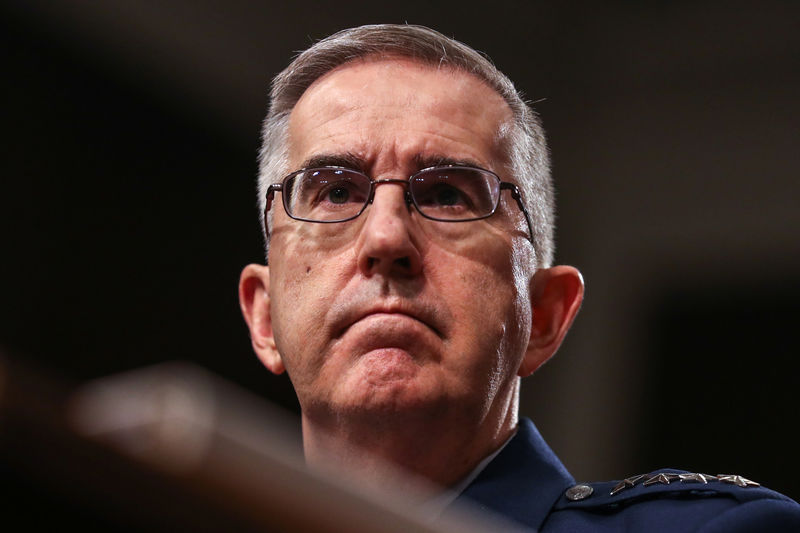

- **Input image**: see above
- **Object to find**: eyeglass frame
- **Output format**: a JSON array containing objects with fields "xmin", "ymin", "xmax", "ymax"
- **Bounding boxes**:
[{"xmin": 264, "ymin": 164, "xmax": 534, "ymax": 243}]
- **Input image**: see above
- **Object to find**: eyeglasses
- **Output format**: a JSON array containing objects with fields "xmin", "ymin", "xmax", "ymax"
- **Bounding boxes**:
[{"xmin": 265, "ymin": 165, "xmax": 533, "ymax": 241}]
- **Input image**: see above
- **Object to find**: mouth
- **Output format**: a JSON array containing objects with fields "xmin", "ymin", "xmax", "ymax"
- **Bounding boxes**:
[{"xmin": 335, "ymin": 304, "xmax": 442, "ymax": 339}]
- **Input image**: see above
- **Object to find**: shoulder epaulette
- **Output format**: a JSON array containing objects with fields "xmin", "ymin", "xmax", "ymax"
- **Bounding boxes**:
[{"xmin": 552, "ymin": 469, "xmax": 791, "ymax": 511}]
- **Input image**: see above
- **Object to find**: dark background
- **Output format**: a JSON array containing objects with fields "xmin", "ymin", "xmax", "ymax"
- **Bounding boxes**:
[{"xmin": 2, "ymin": 0, "xmax": 798, "ymax": 515}]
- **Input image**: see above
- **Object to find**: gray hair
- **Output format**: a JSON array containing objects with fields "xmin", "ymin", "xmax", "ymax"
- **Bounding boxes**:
[{"xmin": 257, "ymin": 24, "xmax": 554, "ymax": 267}]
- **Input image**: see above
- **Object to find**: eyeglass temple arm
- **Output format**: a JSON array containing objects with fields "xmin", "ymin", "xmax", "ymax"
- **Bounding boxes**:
[
  {"xmin": 500, "ymin": 183, "xmax": 534, "ymax": 244},
  {"xmin": 263, "ymin": 183, "xmax": 285, "ymax": 241},
  {"xmin": 265, "ymin": 183, "xmax": 283, "ymax": 217}
]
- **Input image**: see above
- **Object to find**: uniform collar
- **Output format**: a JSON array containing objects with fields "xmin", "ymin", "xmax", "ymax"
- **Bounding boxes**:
[{"xmin": 454, "ymin": 417, "xmax": 574, "ymax": 531}]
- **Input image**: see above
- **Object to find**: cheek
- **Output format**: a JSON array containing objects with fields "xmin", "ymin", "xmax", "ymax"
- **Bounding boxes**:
[
  {"xmin": 437, "ymin": 238, "xmax": 529, "ymax": 359},
  {"xmin": 271, "ymin": 217, "xmax": 364, "ymax": 261},
  {"xmin": 437, "ymin": 263, "xmax": 526, "ymax": 412},
  {"xmin": 452, "ymin": 267, "xmax": 522, "ymax": 350},
  {"xmin": 268, "ymin": 242, "xmax": 353, "ymax": 377}
]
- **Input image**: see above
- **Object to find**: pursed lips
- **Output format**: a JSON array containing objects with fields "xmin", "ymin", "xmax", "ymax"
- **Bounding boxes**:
[{"xmin": 335, "ymin": 304, "xmax": 443, "ymax": 339}]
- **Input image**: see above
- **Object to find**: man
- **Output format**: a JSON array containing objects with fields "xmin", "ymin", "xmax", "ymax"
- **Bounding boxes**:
[{"xmin": 239, "ymin": 24, "xmax": 800, "ymax": 531}]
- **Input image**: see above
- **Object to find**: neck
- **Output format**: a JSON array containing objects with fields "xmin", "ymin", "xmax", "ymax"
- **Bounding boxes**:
[{"xmin": 301, "ymin": 386, "xmax": 520, "ymax": 493}]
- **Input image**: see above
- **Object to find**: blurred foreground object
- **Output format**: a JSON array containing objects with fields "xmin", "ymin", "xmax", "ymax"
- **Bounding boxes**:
[{"xmin": 0, "ymin": 354, "xmax": 519, "ymax": 532}]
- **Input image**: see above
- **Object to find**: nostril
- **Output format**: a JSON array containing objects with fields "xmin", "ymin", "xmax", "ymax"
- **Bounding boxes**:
[{"xmin": 364, "ymin": 256, "xmax": 411, "ymax": 272}]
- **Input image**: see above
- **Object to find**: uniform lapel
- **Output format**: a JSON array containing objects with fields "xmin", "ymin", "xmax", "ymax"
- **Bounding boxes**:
[{"xmin": 454, "ymin": 418, "xmax": 574, "ymax": 531}]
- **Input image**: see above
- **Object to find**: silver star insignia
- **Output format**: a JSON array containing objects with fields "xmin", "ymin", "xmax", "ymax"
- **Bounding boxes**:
[
  {"xmin": 610, "ymin": 474, "xmax": 649, "ymax": 495},
  {"xmin": 717, "ymin": 474, "xmax": 760, "ymax": 488},
  {"xmin": 643, "ymin": 473, "xmax": 681, "ymax": 486},
  {"xmin": 678, "ymin": 473, "xmax": 718, "ymax": 484}
]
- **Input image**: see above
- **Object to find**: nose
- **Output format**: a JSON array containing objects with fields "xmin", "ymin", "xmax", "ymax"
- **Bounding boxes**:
[{"xmin": 355, "ymin": 181, "xmax": 422, "ymax": 277}]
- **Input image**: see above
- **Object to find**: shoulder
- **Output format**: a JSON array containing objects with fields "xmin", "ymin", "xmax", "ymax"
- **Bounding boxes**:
[{"xmin": 543, "ymin": 469, "xmax": 800, "ymax": 533}]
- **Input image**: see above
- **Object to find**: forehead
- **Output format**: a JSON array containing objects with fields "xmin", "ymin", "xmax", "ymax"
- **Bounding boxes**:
[{"xmin": 287, "ymin": 57, "xmax": 513, "ymax": 172}]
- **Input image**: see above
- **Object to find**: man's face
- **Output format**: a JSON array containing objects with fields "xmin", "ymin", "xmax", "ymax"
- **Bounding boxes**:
[{"xmin": 266, "ymin": 58, "xmax": 535, "ymax": 426}]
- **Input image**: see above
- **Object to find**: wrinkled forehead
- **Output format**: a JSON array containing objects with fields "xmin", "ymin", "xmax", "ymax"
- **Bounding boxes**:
[{"xmin": 287, "ymin": 56, "xmax": 514, "ymax": 173}]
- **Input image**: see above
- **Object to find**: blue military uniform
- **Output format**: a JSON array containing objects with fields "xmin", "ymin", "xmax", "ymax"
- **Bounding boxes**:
[{"xmin": 453, "ymin": 418, "xmax": 800, "ymax": 531}]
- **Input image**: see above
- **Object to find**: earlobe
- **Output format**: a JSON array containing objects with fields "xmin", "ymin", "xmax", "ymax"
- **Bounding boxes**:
[
  {"xmin": 238, "ymin": 264, "xmax": 285, "ymax": 375},
  {"xmin": 518, "ymin": 266, "xmax": 584, "ymax": 377}
]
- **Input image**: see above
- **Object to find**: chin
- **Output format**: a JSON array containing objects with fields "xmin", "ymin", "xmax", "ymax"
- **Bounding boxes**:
[
  {"xmin": 333, "ymin": 378, "xmax": 448, "ymax": 421},
  {"xmin": 306, "ymin": 348, "xmax": 452, "ymax": 421}
]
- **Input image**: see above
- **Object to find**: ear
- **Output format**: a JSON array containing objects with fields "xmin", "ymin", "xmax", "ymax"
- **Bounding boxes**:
[
  {"xmin": 518, "ymin": 265, "xmax": 584, "ymax": 377},
  {"xmin": 238, "ymin": 264, "xmax": 285, "ymax": 375}
]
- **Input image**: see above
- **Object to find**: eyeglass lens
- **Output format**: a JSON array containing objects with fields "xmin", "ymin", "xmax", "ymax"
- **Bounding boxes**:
[{"xmin": 283, "ymin": 167, "xmax": 501, "ymax": 222}]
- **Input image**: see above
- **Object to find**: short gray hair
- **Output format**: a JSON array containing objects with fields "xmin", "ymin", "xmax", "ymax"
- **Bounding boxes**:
[{"xmin": 257, "ymin": 24, "xmax": 554, "ymax": 267}]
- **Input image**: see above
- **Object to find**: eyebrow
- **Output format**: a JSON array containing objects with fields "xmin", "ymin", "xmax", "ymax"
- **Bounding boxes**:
[
  {"xmin": 300, "ymin": 152, "xmax": 366, "ymax": 171},
  {"xmin": 298, "ymin": 152, "xmax": 487, "ymax": 174},
  {"xmin": 412, "ymin": 154, "xmax": 485, "ymax": 171}
]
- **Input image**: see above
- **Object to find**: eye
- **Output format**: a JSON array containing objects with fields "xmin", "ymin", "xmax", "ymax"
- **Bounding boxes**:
[
  {"xmin": 285, "ymin": 168, "xmax": 370, "ymax": 219},
  {"xmin": 296, "ymin": 168, "xmax": 368, "ymax": 207},
  {"xmin": 410, "ymin": 167, "xmax": 500, "ymax": 220},
  {"xmin": 327, "ymin": 186, "xmax": 351, "ymax": 204},
  {"xmin": 412, "ymin": 174, "xmax": 472, "ymax": 210},
  {"xmin": 316, "ymin": 180, "xmax": 366, "ymax": 206},
  {"xmin": 430, "ymin": 185, "xmax": 464, "ymax": 206}
]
